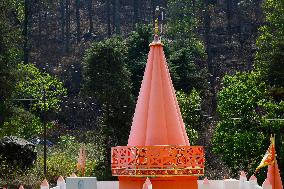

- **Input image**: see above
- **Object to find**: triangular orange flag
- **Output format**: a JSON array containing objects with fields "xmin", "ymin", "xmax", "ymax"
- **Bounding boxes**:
[
  {"xmin": 267, "ymin": 159, "xmax": 283, "ymax": 189},
  {"xmin": 256, "ymin": 136, "xmax": 275, "ymax": 172}
]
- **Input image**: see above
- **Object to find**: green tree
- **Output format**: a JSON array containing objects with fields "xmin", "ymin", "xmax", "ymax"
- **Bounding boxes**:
[
  {"xmin": 0, "ymin": 63, "xmax": 66, "ymax": 138},
  {"xmin": 15, "ymin": 63, "xmax": 67, "ymax": 112},
  {"xmin": 0, "ymin": 1, "xmax": 23, "ymax": 125},
  {"xmin": 212, "ymin": 71, "xmax": 284, "ymax": 181},
  {"xmin": 84, "ymin": 37, "xmax": 134, "ymax": 145},
  {"xmin": 255, "ymin": 0, "xmax": 284, "ymax": 101},
  {"xmin": 84, "ymin": 37, "xmax": 135, "ymax": 145},
  {"xmin": 126, "ymin": 25, "xmax": 152, "ymax": 97},
  {"xmin": 83, "ymin": 37, "xmax": 135, "ymax": 179},
  {"xmin": 168, "ymin": 48, "xmax": 207, "ymax": 93},
  {"xmin": 166, "ymin": 0, "xmax": 208, "ymax": 93},
  {"xmin": 176, "ymin": 88, "xmax": 201, "ymax": 144},
  {"xmin": 0, "ymin": 107, "xmax": 44, "ymax": 139}
]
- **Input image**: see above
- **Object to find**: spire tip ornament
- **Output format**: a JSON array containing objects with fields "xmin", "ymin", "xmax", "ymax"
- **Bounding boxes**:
[
  {"xmin": 154, "ymin": 18, "xmax": 159, "ymax": 36},
  {"xmin": 153, "ymin": 6, "xmax": 161, "ymax": 43}
]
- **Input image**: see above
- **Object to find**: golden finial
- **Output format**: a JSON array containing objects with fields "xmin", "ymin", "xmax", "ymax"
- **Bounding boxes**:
[
  {"xmin": 153, "ymin": 6, "xmax": 160, "ymax": 41},
  {"xmin": 150, "ymin": 6, "xmax": 164, "ymax": 45},
  {"xmin": 154, "ymin": 18, "xmax": 159, "ymax": 35}
]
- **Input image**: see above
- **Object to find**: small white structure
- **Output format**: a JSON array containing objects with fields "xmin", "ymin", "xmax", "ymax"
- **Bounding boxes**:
[
  {"xmin": 36, "ymin": 172, "xmax": 272, "ymax": 189},
  {"xmin": 41, "ymin": 179, "xmax": 49, "ymax": 189},
  {"xmin": 57, "ymin": 176, "xmax": 66, "ymax": 189},
  {"xmin": 66, "ymin": 177, "xmax": 97, "ymax": 189},
  {"xmin": 199, "ymin": 177, "xmax": 210, "ymax": 189},
  {"xmin": 224, "ymin": 178, "xmax": 240, "ymax": 189},
  {"xmin": 196, "ymin": 172, "xmax": 271, "ymax": 189},
  {"xmin": 262, "ymin": 179, "xmax": 272, "ymax": 189},
  {"xmin": 97, "ymin": 181, "xmax": 119, "ymax": 189}
]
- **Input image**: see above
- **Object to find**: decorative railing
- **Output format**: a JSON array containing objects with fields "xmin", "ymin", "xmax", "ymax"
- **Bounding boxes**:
[{"xmin": 111, "ymin": 146, "xmax": 204, "ymax": 177}]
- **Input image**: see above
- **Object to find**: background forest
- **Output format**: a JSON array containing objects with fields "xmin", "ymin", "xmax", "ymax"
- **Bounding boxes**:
[{"xmin": 0, "ymin": 0, "xmax": 283, "ymax": 188}]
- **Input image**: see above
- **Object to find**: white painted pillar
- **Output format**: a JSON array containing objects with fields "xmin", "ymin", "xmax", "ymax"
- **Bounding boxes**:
[
  {"xmin": 41, "ymin": 179, "xmax": 49, "ymax": 189},
  {"xmin": 249, "ymin": 175, "xmax": 258, "ymax": 188},
  {"xmin": 57, "ymin": 176, "xmax": 66, "ymax": 189},
  {"xmin": 202, "ymin": 177, "xmax": 210, "ymax": 189},
  {"xmin": 262, "ymin": 179, "xmax": 272, "ymax": 189},
  {"xmin": 239, "ymin": 171, "xmax": 247, "ymax": 189},
  {"xmin": 224, "ymin": 178, "xmax": 239, "ymax": 189}
]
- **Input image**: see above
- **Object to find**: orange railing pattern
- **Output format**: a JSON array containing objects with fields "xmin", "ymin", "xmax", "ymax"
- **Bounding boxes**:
[{"xmin": 111, "ymin": 146, "xmax": 204, "ymax": 176}]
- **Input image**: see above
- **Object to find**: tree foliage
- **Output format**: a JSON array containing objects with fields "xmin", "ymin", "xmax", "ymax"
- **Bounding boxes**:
[
  {"xmin": 126, "ymin": 25, "xmax": 152, "ymax": 97},
  {"xmin": 15, "ymin": 63, "xmax": 67, "ymax": 112},
  {"xmin": 83, "ymin": 37, "xmax": 135, "ymax": 145},
  {"xmin": 0, "ymin": 1, "xmax": 22, "ymax": 124},
  {"xmin": 213, "ymin": 71, "xmax": 284, "ymax": 181},
  {"xmin": 176, "ymin": 89, "xmax": 201, "ymax": 144},
  {"xmin": 83, "ymin": 37, "xmax": 135, "ymax": 179},
  {"xmin": 255, "ymin": 0, "xmax": 284, "ymax": 100},
  {"xmin": 0, "ymin": 108, "xmax": 44, "ymax": 139},
  {"xmin": 166, "ymin": 0, "xmax": 208, "ymax": 93},
  {"xmin": 168, "ymin": 48, "xmax": 207, "ymax": 93}
]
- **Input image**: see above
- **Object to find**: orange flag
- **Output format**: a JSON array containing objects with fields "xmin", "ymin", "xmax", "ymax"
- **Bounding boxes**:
[
  {"xmin": 267, "ymin": 159, "xmax": 283, "ymax": 189},
  {"xmin": 76, "ymin": 146, "xmax": 86, "ymax": 176},
  {"xmin": 256, "ymin": 136, "xmax": 275, "ymax": 172}
]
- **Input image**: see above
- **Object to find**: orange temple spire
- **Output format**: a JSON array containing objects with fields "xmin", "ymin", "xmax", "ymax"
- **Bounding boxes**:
[
  {"xmin": 127, "ymin": 40, "xmax": 189, "ymax": 146},
  {"xmin": 111, "ymin": 11, "xmax": 204, "ymax": 189}
]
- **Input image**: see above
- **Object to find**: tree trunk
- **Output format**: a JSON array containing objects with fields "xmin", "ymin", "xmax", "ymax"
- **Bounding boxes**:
[
  {"xmin": 114, "ymin": 0, "xmax": 120, "ymax": 34},
  {"xmin": 87, "ymin": 0, "xmax": 94, "ymax": 33},
  {"xmin": 227, "ymin": 0, "xmax": 233, "ymax": 38},
  {"xmin": 106, "ymin": 0, "xmax": 111, "ymax": 36},
  {"xmin": 75, "ymin": 0, "xmax": 81, "ymax": 42},
  {"xmin": 60, "ymin": 0, "xmax": 65, "ymax": 50},
  {"xmin": 112, "ymin": 0, "xmax": 115, "ymax": 30},
  {"xmin": 65, "ymin": 0, "xmax": 71, "ymax": 52},
  {"xmin": 192, "ymin": 0, "xmax": 196, "ymax": 15},
  {"xmin": 38, "ymin": 0, "xmax": 42, "ymax": 47},
  {"xmin": 133, "ymin": 0, "xmax": 139, "ymax": 28},
  {"xmin": 23, "ymin": 0, "xmax": 30, "ymax": 64}
]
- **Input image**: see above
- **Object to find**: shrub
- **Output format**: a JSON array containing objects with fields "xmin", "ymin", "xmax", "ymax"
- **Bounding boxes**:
[
  {"xmin": 176, "ymin": 89, "xmax": 201, "ymax": 144},
  {"xmin": 0, "ymin": 108, "xmax": 43, "ymax": 139},
  {"xmin": 213, "ymin": 71, "xmax": 284, "ymax": 182}
]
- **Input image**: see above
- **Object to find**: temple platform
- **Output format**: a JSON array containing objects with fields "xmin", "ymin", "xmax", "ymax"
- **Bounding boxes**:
[{"xmin": 119, "ymin": 176, "xmax": 198, "ymax": 189}]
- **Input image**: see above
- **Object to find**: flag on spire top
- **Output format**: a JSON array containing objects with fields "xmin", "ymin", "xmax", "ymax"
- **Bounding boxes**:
[{"xmin": 256, "ymin": 136, "xmax": 275, "ymax": 172}]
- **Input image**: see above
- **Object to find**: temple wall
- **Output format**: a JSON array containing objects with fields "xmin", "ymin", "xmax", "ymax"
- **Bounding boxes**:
[{"xmin": 94, "ymin": 179, "xmax": 266, "ymax": 189}]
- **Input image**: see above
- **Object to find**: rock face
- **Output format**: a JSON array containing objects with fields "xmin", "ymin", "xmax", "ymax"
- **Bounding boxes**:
[{"xmin": 0, "ymin": 136, "xmax": 37, "ymax": 169}]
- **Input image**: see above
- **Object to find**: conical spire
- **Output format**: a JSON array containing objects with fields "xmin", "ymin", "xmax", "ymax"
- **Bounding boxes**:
[{"xmin": 127, "ymin": 41, "xmax": 189, "ymax": 146}]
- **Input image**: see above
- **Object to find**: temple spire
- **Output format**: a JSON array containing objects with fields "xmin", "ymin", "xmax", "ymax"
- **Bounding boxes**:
[{"xmin": 127, "ymin": 29, "xmax": 189, "ymax": 146}]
